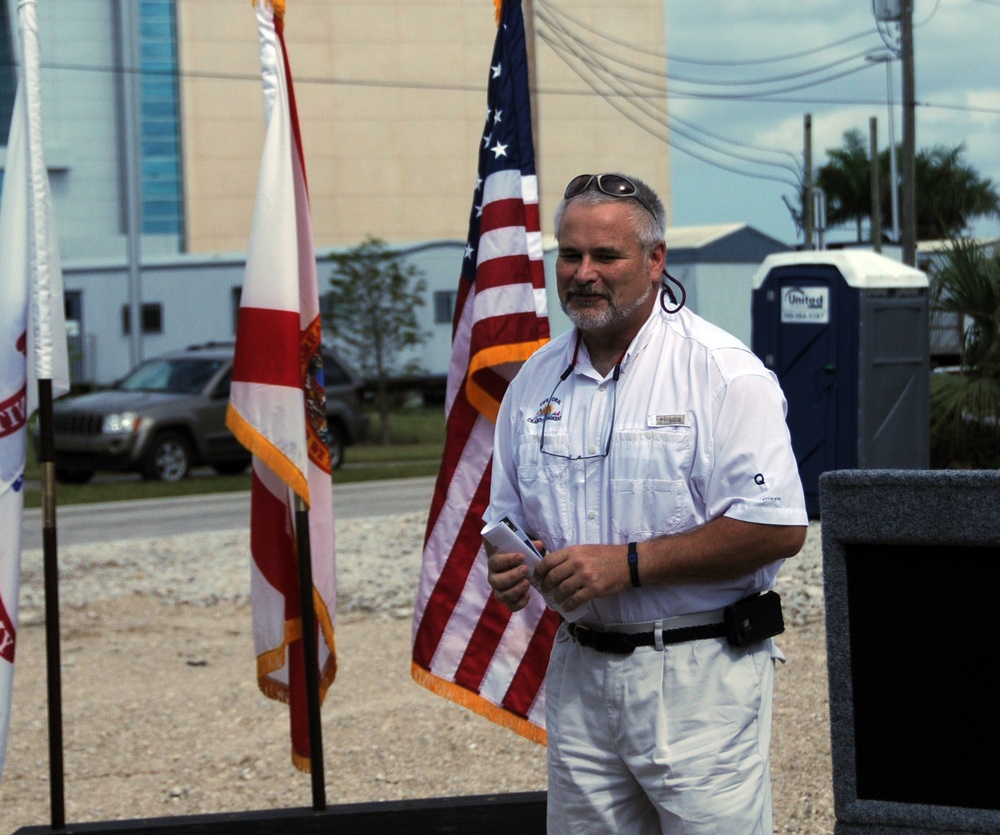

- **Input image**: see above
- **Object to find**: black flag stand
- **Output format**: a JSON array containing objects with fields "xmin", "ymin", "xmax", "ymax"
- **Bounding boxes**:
[
  {"xmin": 36, "ymin": 377, "xmax": 66, "ymax": 830},
  {"xmin": 293, "ymin": 495, "xmax": 326, "ymax": 810}
]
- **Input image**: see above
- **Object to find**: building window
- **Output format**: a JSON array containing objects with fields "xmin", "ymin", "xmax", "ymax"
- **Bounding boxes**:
[
  {"xmin": 139, "ymin": 0, "xmax": 184, "ymax": 238},
  {"xmin": 231, "ymin": 286, "xmax": 242, "ymax": 335},
  {"xmin": 122, "ymin": 303, "xmax": 164, "ymax": 335},
  {"xmin": 434, "ymin": 290, "xmax": 457, "ymax": 325},
  {"xmin": 0, "ymin": 5, "xmax": 16, "ymax": 142}
]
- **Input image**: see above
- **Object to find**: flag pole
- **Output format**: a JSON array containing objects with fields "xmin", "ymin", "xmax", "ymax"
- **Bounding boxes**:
[
  {"xmin": 294, "ymin": 495, "xmax": 326, "ymax": 809},
  {"xmin": 521, "ymin": 0, "xmax": 541, "ymax": 191},
  {"xmin": 36, "ymin": 377, "xmax": 66, "ymax": 828},
  {"xmin": 19, "ymin": 0, "xmax": 68, "ymax": 824}
]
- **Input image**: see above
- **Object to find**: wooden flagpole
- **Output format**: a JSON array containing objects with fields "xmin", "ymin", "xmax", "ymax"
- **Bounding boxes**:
[
  {"xmin": 36, "ymin": 378, "xmax": 66, "ymax": 829},
  {"xmin": 294, "ymin": 496, "xmax": 326, "ymax": 809}
]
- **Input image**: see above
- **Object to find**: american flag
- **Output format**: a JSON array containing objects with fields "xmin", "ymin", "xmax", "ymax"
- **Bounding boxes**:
[
  {"xmin": 411, "ymin": 0, "xmax": 557, "ymax": 742},
  {"xmin": 226, "ymin": 0, "xmax": 336, "ymax": 773}
]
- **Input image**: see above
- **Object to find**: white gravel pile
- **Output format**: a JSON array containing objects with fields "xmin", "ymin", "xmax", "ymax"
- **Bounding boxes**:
[{"xmin": 18, "ymin": 513, "xmax": 824, "ymax": 626}]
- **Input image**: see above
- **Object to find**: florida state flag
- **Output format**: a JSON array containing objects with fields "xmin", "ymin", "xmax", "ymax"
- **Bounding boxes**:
[{"xmin": 226, "ymin": 0, "xmax": 336, "ymax": 773}]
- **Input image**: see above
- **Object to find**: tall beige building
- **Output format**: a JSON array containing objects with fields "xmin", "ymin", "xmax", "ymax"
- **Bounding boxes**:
[{"xmin": 178, "ymin": 0, "xmax": 670, "ymax": 253}]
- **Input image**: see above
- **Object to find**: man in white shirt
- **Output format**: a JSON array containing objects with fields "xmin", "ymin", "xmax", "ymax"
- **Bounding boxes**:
[{"xmin": 486, "ymin": 173, "xmax": 808, "ymax": 834}]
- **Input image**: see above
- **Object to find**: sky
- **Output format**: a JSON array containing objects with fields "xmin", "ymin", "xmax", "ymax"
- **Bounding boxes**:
[{"xmin": 654, "ymin": 0, "xmax": 1000, "ymax": 246}]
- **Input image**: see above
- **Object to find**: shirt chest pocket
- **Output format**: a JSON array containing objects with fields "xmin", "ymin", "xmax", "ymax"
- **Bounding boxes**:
[
  {"xmin": 514, "ymin": 433, "xmax": 573, "ymax": 547},
  {"xmin": 609, "ymin": 424, "xmax": 698, "ymax": 540}
]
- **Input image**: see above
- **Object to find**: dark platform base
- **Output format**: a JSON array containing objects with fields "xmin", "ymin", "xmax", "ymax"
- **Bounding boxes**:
[{"xmin": 12, "ymin": 791, "xmax": 547, "ymax": 835}]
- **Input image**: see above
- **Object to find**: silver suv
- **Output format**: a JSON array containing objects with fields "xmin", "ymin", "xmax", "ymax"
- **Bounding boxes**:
[{"xmin": 37, "ymin": 343, "xmax": 368, "ymax": 483}]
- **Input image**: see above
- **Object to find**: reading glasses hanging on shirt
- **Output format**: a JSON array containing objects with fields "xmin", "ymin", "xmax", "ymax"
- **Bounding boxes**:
[{"xmin": 539, "ymin": 362, "xmax": 621, "ymax": 461}]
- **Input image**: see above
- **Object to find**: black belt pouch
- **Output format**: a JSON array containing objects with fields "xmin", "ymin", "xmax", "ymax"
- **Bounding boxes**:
[{"xmin": 724, "ymin": 590, "xmax": 784, "ymax": 647}]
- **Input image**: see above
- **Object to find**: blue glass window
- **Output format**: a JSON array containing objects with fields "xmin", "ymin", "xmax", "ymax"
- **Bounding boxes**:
[
  {"xmin": 138, "ymin": 0, "xmax": 183, "ymax": 240},
  {"xmin": 0, "ymin": 6, "xmax": 16, "ymax": 143}
]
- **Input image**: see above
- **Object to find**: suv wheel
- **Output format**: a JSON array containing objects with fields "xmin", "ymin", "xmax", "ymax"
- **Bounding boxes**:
[
  {"xmin": 143, "ymin": 432, "xmax": 192, "ymax": 482},
  {"xmin": 327, "ymin": 423, "xmax": 345, "ymax": 470},
  {"xmin": 212, "ymin": 458, "xmax": 250, "ymax": 476},
  {"xmin": 55, "ymin": 467, "xmax": 95, "ymax": 485}
]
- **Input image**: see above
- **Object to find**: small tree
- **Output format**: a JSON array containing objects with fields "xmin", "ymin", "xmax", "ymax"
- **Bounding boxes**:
[
  {"xmin": 929, "ymin": 238, "xmax": 1000, "ymax": 467},
  {"xmin": 323, "ymin": 237, "xmax": 429, "ymax": 444}
]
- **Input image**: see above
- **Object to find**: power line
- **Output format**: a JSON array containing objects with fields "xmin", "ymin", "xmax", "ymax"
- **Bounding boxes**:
[
  {"xmin": 666, "ymin": 49, "xmax": 877, "ymax": 89},
  {"xmin": 16, "ymin": 57, "xmax": 1000, "ymax": 119},
  {"xmin": 537, "ymin": 24, "xmax": 800, "ymax": 179},
  {"xmin": 535, "ymin": 0, "xmax": 880, "ymax": 67},
  {"xmin": 668, "ymin": 61, "xmax": 875, "ymax": 101},
  {"xmin": 535, "ymin": 21, "xmax": 801, "ymax": 190},
  {"xmin": 537, "ymin": 3, "xmax": 880, "ymax": 91}
]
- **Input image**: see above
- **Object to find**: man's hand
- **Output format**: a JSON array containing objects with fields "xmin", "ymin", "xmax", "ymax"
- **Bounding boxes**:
[
  {"xmin": 534, "ymin": 544, "xmax": 629, "ymax": 612},
  {"xmin": 486, "ymin": 547, "xmax": 533, "ymax": 612}
]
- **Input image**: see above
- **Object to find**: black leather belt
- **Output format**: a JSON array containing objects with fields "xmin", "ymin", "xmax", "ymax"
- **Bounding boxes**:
[{"xmin": 567, "ymin": 621, "xmax": 726, "ymax": 655}]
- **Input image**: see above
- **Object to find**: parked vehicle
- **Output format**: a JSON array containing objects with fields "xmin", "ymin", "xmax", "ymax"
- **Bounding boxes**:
[{"xmin": 32, "ymin": 343, "xmax": 368, "ymax": 483}]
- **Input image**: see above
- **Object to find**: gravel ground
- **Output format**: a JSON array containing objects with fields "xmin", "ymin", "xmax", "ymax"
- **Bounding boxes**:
[{"xmin": 1, "ymin": 514, "xmax": 833, "ymax": 833}]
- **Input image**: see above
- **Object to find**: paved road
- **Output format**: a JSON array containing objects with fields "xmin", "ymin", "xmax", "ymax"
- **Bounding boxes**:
[{"xmin": 21, "ymin": 476, "xmax": 438, "ymax": 549}]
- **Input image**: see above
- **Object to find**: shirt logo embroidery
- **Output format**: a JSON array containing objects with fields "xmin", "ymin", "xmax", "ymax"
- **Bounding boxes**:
[
  {"xmin": 528, "ymin": 397, "xmax": 562, "ymax": 424},
  {"xmin": 655, "ymin": 414, "xmax": 685, "ymax": 426}
]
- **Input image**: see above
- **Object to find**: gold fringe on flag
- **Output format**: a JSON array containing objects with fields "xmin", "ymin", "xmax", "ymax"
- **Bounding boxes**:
[
  {"xmin": 411, "ymin": 662, "xmax": 548, "ymax": 746},
  {"xmin": 494, "ymin": 0, "xmax": 503, "ymax": 25},
  {"xmin": 257, "ymin": 0, "xmax": 286, "ymax": 22}
]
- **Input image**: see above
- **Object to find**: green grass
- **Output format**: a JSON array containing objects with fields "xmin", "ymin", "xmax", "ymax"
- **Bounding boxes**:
[{"xmin": 23, "ymin": 406, "xmax": 446, "ymax": 508}]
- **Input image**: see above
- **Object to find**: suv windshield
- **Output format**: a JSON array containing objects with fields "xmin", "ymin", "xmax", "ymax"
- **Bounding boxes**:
[{"xmin": 118, "ymin": 358, "xmax": 224, "ymax": 394}]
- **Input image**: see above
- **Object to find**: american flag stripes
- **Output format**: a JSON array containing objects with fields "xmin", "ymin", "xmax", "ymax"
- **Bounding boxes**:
[
  {"xmin": 226, "ymin": 0, "xmax": 336, "ymax": 772},
  {"xmin": 411, "ymin": 0, "xmax": 557, "ymax": 742}
]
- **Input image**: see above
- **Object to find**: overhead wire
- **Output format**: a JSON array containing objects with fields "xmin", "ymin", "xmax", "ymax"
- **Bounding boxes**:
[
  {"xmin": 534, "ymin": 16, "xmax": 802, "ymax": 189},
  {"xmin": 532, "ymin": 0, "xmax": 920, "ymax": 191},
  {"xmin": 535, "ymin": 0, "xmax": 878, "ymax": 67},
  {"xmin": 662, "ymin": 50, "xmax": 880, "ymax": 90},
  {"xmin": 531, "ymin": 0, "xmax": 928, "ymax": 193},
  {"xmin": 536, "ymin": 0, "xmax": 879, "ymax": 89}
]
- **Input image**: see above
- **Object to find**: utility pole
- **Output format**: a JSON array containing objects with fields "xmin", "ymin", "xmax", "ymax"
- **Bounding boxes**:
[
  {"xmin": 900, "ymin": 1, "xmax": 917, "ymax": 265},
  {"xmin": 865, "ymin": 51, "xmax": 901, "ymax": 243},
  {"xmin": 870, "ymin": 117, "xmax": 882, "ymax": 253},
  {"xmin": 803, "ymin": 114, "xmax": 813, "ymax": 248}
]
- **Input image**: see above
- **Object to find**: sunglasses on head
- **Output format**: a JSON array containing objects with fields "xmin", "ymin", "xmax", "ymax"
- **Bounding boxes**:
[{"xmin": 563, "ymin": 174, "xmax": 658, "ymax": 220}]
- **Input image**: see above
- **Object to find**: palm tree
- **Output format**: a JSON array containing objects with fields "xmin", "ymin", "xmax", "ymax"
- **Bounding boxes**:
[
  {"xmin": 913, "ymin": 145, "xmax": 1000, "ymax": 240},
  {"xmin": 815, "ymin": 134, "xmax": 1000, "ymax": 244},
  {"xmin": 929, "ymin": 238, "xmax": 1000, "ymax": 466},
  {"xmin": 816, "ymin": 129, "xmax": 871, "ymax": 242}
]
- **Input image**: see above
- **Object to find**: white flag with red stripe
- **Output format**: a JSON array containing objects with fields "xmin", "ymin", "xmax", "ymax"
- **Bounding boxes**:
[
  {"xmin": 0, "ymin": 85, "xmax": 30, "ymax": 784},
  {"xmin": 411, "ymin": 0, "xmax": 556, "ymax": 743},
  {"xmin": 226, "ymin": 0, "xmax": 335, "ymax": 773},
  {"xmin": 1, "ymin": 0, "xmax": 70, "ymax": 781}
]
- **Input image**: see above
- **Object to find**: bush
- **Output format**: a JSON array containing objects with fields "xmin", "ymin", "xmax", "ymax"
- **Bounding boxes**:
[{"xmin": 930, "ymin": 372, "xmax": 1000, "ymax": 468}]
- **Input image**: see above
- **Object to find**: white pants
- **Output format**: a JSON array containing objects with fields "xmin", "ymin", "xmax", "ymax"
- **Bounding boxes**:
[{"xmin": 545, "ymin": 625, "xmax": 777, "ymax": 835}]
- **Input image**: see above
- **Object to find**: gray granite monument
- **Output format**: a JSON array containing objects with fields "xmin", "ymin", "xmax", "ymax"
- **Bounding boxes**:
[{"xmin": 820, "ymin": 469, "xmax": 1000, "ymax": 835}]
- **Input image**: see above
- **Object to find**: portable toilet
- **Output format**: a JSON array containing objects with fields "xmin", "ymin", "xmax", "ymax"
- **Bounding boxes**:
[{"xmin": 752, "ymin": 251, "xmax": 929, "ymax": 517}]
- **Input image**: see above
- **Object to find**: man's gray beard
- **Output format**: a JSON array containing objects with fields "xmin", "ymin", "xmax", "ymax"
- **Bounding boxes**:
[{"xmin": 562, "ymin": 284, "xmax": 653, "ymax": 332}]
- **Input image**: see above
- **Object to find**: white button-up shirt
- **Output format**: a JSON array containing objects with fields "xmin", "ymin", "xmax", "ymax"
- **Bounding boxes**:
[{"xmin": 486, "ymin": 303, "xmax": 808, "ymax": 623}]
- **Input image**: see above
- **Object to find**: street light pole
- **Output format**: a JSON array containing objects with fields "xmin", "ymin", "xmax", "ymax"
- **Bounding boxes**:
[
  {"xmin": 870, "ymin": 0, "xmax": 915, "ymax": 264},
  {"xmin": 866, "ymin": 51, "xmax": 900, "ymax": 244},
  {"xmin": 900, "ymin": 1, "xmax": 917, "ymax": 266}
]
